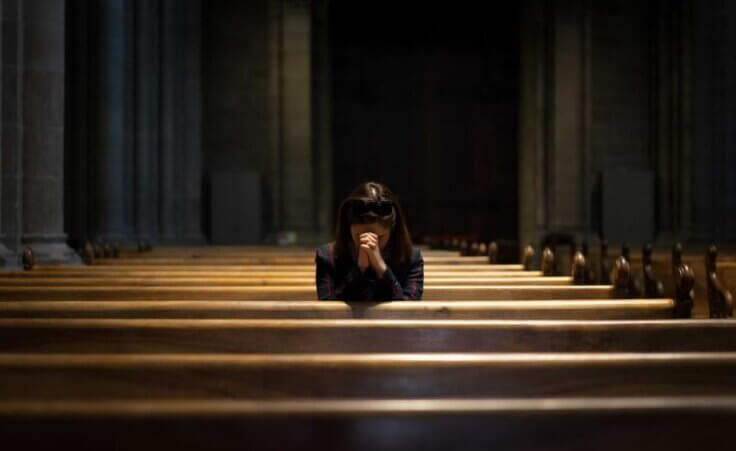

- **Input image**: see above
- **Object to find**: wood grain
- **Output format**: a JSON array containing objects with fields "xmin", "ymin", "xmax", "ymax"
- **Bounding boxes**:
[
  {"xmin": 0, "ymin": 318, "xmax": 733, "ymax": 353},
  {"xmin": 0, "ymin": 352, "xmax": 734, "ymax": 400},
  {"xmin": 0, "ymin": 285, "xmax": 615, "ymax": 300},
  {"xmin": 0, "ymin": 299, "xmax": 675, "ymax": 319},
  {"xmin": 0, "ymin": 397, "xmax": 734, "ymax": 450}
]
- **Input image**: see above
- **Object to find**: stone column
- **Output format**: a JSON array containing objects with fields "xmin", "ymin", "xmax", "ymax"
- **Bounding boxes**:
[
  {"xmin": 0, "ymin": 0, "xmax": 22, "ymax": 265},
  {"xmin": 651, "ymin": 0, "xmax": 693, "ymax": 245},
  {"xmin": 93, "ymin": 0, "xmax": 127, "ymax": 242},
  {"xmin": 312, "ymin": 0, "xmax": 333, "ymax": 243},
  {"xmin": 20, "ymin": 0, "xmax": 79, "ymax": 263},
  {"xmin": 159, "ymin": 0, "xmax": 179, "ymax": 243},
  {"xmin": 518, "ymin": 0, "xmax": 549, "ymax": 252},
  {"xmin": 519, "ymin": 0, "xmax": 592, "ymax": 257},
  {"xmin": 549, "ymin": 0, "xmax": 589, "ymax": 240},
  {"xmin": 180, "ymin": 0, "xmax": 204, "ymax": 243},
  {"xmin": 134, "ymin": 0, "xmax": 161, "ymax": 243},
  {"xmin": 280, "ymin": 0, "xmax": 315, "ymax": 243}
]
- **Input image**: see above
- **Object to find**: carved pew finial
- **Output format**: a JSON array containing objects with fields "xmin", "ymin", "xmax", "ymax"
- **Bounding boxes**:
[
  {"xmin": 470, "ymin": 242, "xmax": 479, "ymax": 256},
  {"xmin": 620, "ymin": 243, "xmax": 641, "ymax": 297},
  {"xmin": 488, "ymin": 241, "xmax": 499, "ymax": 264},
  {"xmin": 642, "ymin": 244, "xmax": 664, "ymax": 298},
  {"xmin": 672, "ymin": 242, "xmax": 683, "ymax": 278},
  {"xmin": 522, "ymin": 245, "xmax": 534, "ymax": 271},
  {"xmin": 22, "ymin": 247, "xmax": 35, "ymax": 271},
  {"xmin": 541, "ymin": 247, "xmax": 555, "ymax": 276},
  {"xmin": 621, "ymin": 243, "xmax": 631, "ymax": 262},
  {"xmin": 82, "ymin": 241, "xmax": 95, "ymax": 265},
  {"xmin": 611, "ymin": 256, "xmax": 631, "ymax": 298},
  {"xmin": 600, "ymin": 240, "xmax": 611, "ymax": 285},
  {"xmin": 103, "ymin": 242, "xmax": 113, "ymax": 259},
  {"xmin": 674, "ymin": 263, "xmax": 695, "ymax": 318},
  {"xmin": 581, "ymin": 241, "xmax": 595, "ymax": 283},
  {"xmin": 706, "ymin": 245, "xmax": 734, "ymax": 318},
  {"xmin": 571, "ymin": 251, "xmax": 586, "ymax": 285},
  {"xmin": 478, "ymin": 242, "xmax": 488, "ymax": 257},
  {"xmin": 670, "ymin": 243, "xmax": 694, "ymax": 318},
  {"xmin": 94, "ymin": 241, "xmax": 103, "ymax": 259}
]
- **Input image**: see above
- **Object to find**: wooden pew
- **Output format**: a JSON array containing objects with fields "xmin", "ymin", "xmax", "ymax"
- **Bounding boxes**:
[
  {"xmin": 29, "ymin": 264, "xmax": 528, "ymax": 272},
  {"xmin": 117, "ymin": 246, "xmax": 459, "ymax": 258},
  {"xmin": 89, "ymin": 255, "xmax": 491, "ymax": 266},
  {"xmin": 0, "ymin": 318, "xmax": 733, "ymax": 353},
  {"xmin": 1, "ymin": 352, "xmax": 735, "ymax": 400},
  {"xmin": 0, "ymin": 269, "xmax": 546, "ymax": 278},
  {"xmin": 0, "ymin": 299, "xmax": 675, "ymax": 320},
  {"xmin": 0, "ymin": 276, "xmax": 574, "ymax": 287},
  {"xmin": 117, "ymin": 245, "xmax": 459, "ymax": 258},
  {"xmin": 0, "ymin": 397, "xmax": 734, "ymax": 450},
  {"xmin": 0, "ymin": 285, "xmax": 616, "ymax": 301}
]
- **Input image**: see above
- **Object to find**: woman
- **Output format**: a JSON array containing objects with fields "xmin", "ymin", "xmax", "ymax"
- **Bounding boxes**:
[{"xmin": 315, "ymin": 182, "xmax": 423, "ymax": 300}]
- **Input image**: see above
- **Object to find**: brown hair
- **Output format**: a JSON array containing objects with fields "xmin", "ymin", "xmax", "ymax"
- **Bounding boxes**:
[{"xmin": 334, "ymin": 182, "xmax": 413, "ymax": 265}]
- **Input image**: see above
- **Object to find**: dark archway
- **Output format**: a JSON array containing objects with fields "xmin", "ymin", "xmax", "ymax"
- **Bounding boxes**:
[{"xmin": 330, "ymin": 2, "xmax": 520, "ymax": 246}]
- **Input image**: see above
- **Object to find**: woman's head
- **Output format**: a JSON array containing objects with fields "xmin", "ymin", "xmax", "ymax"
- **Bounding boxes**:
[{"xmin": 335, "ymin": 182, "xmax": 413, "ymax": 264}]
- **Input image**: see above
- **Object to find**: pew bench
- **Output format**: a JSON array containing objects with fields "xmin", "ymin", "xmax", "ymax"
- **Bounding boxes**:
[
  {"xmin": 0, "ymin": 285, "xmax": 617, "ymax": 301},
  {"xmin": 1, "ymin": 352, "xmax": 735, "ymax": 400},
  {"xmin": 0, "ymin": 397, "xmax": 734, "ymax": 450},
  {"xmin": 0, "ymin": 318, "xmax": 733, "ymax": 353},
  {"xmin": 0, "ymin": 299, "xmax": 676, "ymax": 320}
]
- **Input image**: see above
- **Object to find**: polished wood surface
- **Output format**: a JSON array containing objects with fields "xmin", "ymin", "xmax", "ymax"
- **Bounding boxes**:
[
  {"xmin": 28, "ymin": 263, "xmax": 527, "ymax": 272},
  {"xmin": 0, "ymin": 269, "xmax": 545, "ymax": 278},
  {"xmin": 90, "ymin": 255, "xmax": 492, "ymax": 266},
  {"xmin": 1, "ymin": 352, "xmax": 734, "ymax": 399},
  {"xmin": 0, "ymin": 299, "xmax": 675, "ymax": 319},
  {"xmin": 0, "ymin": 319, "xmax": 733, "ymax": 353},
  {"xmin": 6, "ymin": 244, "xmax": 734, "ymax": 450},
  {"xmin": 1, "ymin": 397, "xmax": 734, "ymax": 450},
  {"xmin": 0, "ymin": 276, "xmax": 573, "ymax": 286},
  {"xmin": 0, "ymin": 285, "xmax": 616, "ymax": 300}
]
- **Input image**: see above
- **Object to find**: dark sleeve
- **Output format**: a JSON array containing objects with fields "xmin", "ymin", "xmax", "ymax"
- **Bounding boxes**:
[
  {"xmin": 315, "ymin": 248, "xmax": 336, "ymax": 300},
  {"xmin": 375, "ymin": 249, "xmax": 424, "ymax": 300},
  {"xmin": 315, "ymin": 246, "xmax": 368, "ymax": 300}
]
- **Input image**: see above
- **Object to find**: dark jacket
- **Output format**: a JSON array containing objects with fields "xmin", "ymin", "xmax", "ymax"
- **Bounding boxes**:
[{"xmin": 315, "ymin": 242, "xmax": 424, "ymax": 300}]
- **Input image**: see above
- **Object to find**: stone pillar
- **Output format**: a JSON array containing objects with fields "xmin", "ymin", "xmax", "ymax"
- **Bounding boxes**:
[
  {"xmin": 20, "ymin": 0, "xmax": 79, "ymax": 263},
  {"xmin": 519, "ymin": 0, "xmax": 592, "ymax": 253},
  {"xmin": 0, "ymin": 0, "xmax": 22, "ymax": 265},
  {"xmin": 93, "ymin": 0, "xmax": 127, "ymax": 241},
  {"xmin": 651, "ymin": 0, "xmax": 693, "ymax": 245},
  {"xmin": 159, "ymin": 0, "xmax": 179, "ymax": 243},
  {"xmin": 549, "ymin": 0, "xmax": 589, "ymax": 239},
  {"xmin": 518, "ymin": 0, "xmax": 549, "ymax": 252},
  {"xmin": 312, "ymin": 0, "xmax": 333, "ymax": 242},
  {"xmin": 134, "ymin": 0, "xmax": 161, "ymax": 243},
  {"xmin": 279, "ymin": 0, "xmax": 316, "ymax": 243},
  {"xmin": 179, "ymin": 0, "xmax": 204, "ymax": 243}
]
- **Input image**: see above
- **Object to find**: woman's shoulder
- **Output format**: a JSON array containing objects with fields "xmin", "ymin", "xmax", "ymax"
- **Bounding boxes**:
[{"xmin": 411, "ymin": 247, "xmax": 423, "ymax": 262}]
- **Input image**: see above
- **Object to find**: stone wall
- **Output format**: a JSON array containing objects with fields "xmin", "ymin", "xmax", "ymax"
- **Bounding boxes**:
[
  {"xmin": 517, "ymin": 0, "xmax": 733, "ymax": 255},
  {"xmin": 203, "ymin": 0, "xmax": 328, "ymax": 244}
]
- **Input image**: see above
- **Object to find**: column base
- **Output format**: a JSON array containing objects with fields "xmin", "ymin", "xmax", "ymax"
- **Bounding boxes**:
[
  {"xmin": 0, "ymin": 243, "xmax": 17, "ymax": 268},
  {"xmin": 21, "ymin": 239, "xmax": 82, "ymax": 266}
]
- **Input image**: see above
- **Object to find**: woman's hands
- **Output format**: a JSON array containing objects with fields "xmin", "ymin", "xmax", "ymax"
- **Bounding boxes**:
[{"xmin": 358, "ymin": 232, "xmax": 387, "ymax": 277}]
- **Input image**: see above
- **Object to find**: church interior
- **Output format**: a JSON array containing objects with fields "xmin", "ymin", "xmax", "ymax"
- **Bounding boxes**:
[{"xmin": 1, "ymin": 0, "xmax": 735, "ymax": 449}]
